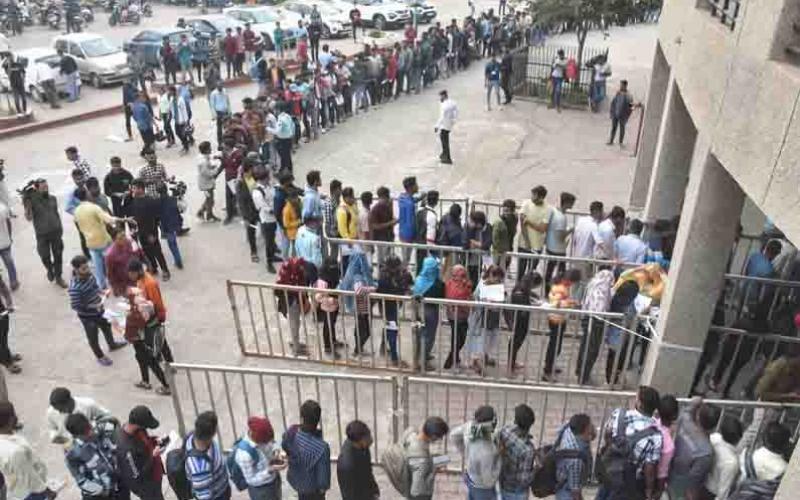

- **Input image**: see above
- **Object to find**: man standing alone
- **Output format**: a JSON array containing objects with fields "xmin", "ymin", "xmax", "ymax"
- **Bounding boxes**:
[
  {"xmin": 435, "ymin": 90, "xmax": 457, "ymax": 165},
  {"xmin": 608, "ymin": 80, "xmax": 635, "ymax": 147},
  {"xmin": 23, "ymin": 179, "xmax": 67, "ymax": 288},
  {"xmin": 500, "ymin": 49, "xmax": 513, "ymax": 104}
]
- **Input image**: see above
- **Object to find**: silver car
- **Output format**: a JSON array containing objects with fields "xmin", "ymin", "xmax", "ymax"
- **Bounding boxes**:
[{"xmin": 52, "ymin": 33, "xmax": 133, "ymax": 87}]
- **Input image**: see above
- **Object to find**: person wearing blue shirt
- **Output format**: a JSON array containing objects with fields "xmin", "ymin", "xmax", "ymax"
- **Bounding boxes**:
[
  {"xmin": 614, "ymin": 219, "xmax": 648, "ymax": 264},
  {"xmin": 398, "ymin": 176, "xmax": 421, "ymax": 266},
  {"xmin": 742, "ymin": 240, "xmax": 782, "ymax": 312},
  {"xmin": 209, "ymin": 82, "xmax": 231, "ymax": 149},
  {"xmin": 302, "ymin": 170, "xmax": 322, "ymax": 223},
  {"xmin": 485, "ymin": 55, "xmax": 502, "ymax": 111},
  {"xmin": 122, "ymin": 80, "xmax": 138, "ymax": 141},
  {"xmin": 266, "ymin": 102, "xmax": 296, "ymax": 173},
  {"xmin": 131, "ymin": 93, "xmax": 156, "ymax": 157}
]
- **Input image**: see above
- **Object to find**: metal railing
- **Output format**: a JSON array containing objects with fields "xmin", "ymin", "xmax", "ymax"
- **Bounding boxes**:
[
  {"xmin": 520, "ymin": 45, "xmax": 608, "ymax": 107},
  {"xmin": 705, "ymin": 0, "xmax": 741, "ymax": 31},
  {"xmin": 166, "ymin": 363, "xmax": 800, "ymax": 477},
  {"xmin": 167, "ymin": 362, "xmax": 397, "ymax": 462},
  {"xmin": 228, "ymin": 281, "xmax": 655, "ymax": 389}
]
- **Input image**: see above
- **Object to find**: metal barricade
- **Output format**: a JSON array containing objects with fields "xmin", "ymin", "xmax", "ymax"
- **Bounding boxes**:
[
  {"xmin": 400, "ymin": 376, "xmax": 800, "ymax": 475},
  {"xmin": 167, "ymin": 362, "xmax": 397, "ymax": 462},
  {"xmin": 721, "ymin": 273, "xmax": 800, "ymax": 324},
  {"xmin": 391, "ymin": 196, "xmax": 469, "ymax": 223},
  {"xmin": 228, "ymin": 280, "xmax": 650, "ymax": 389}
]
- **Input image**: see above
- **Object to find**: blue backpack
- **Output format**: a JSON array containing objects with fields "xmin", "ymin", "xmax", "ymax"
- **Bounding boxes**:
[{"xmin": 226, "ymin": 439, "xmax": 260, "ymax": 491}]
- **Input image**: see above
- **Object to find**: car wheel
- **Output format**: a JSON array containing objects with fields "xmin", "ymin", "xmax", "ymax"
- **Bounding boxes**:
[
  {"xmin": 30, "ymin": 86, "xmax": 44, "ymax": 103},
  {"xmin": 91, "ymin": 73, "xmax": 103, "ymax": 88},
  {"xmin": 373, "ymin": 14, "xmax": 385, "ymax": 30},
  {"xmin": 322, "ymin": 24, "xmax": 331, "ymax": 38}
]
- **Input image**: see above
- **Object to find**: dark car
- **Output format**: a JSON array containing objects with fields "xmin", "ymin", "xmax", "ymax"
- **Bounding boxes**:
[
  {"xmin": 124, "ymin": 27, "xmax": 195, "ymax": 67},
  {"xmin": 183, "ymin": 15, "xmax": 245, "ymax": 41}
]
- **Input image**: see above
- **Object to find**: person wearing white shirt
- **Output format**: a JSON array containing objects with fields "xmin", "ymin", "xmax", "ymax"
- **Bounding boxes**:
[
  {"xmin": 614, "ymin": 219, "xmax": 648, "ymax": 264},
  {"xmin": 739, "ymin": 422, "xmax": 789, "ymax": 485},
  {"xmin": 46, "ymin": 387, "xmax": 110, "ymax": 445},
  {"xmin": 234, "ymin": 416, "xmax": 285, "ymax": 500},
  {"xmin": 31, "ymin": 61, "xmax": 60, "ymax": 109},
  {"xmin": 435, "ymin": 89, "xmax": 458, "ymax": 164},
  {"xmin": 251, "ymin": 168, "xmax": 278, "ymax": 273},
  {"xmin": 0, "ymin": 402, "xmax": 57, "ymax": 500},
  {"xmin": 594, "ymin": 206, "xmax": 626, "ymax": 260},
  {"xmin": 544, "ymin": 192, "xmax": 576, "ymax": 286},
  {"xmin": 704, "ymin": 418, "xmax": 743, "ymax": 499}
]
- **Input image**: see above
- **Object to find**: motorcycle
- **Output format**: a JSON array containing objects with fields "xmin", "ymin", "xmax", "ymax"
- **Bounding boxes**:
[
  {"xmin": 108, "ymin": 2, "xmax": 140, "ymax": 25},
  {"xmin": 46, "ymin": 8, "xmax": 60, "ymax": 29},
  {"xmin": 20, "ymin": 4, "xmax": 33, "ymax": 26},
  {"xmin": 141, "ymin": 0, "xmax": 152, "ymax": 17},
  {"xmin": 69, "ymin": 12, "xmax": 83, "ymax": 31}
]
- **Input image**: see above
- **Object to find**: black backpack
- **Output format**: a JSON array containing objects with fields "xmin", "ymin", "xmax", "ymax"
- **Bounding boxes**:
[
  {"xmin": 415, "ymin": 207, "xmax": 439, "ymax": 244},
  {"xmin": 165, "ymin": 437, "xmax": 206, "ymax": 500},
  {"xmin": 530, "ymin": 429, "xmax": 587, "ymax": 498},
  {"xmin": 596, "ymin": 408, "xmax": 659, "ymax": 493}
]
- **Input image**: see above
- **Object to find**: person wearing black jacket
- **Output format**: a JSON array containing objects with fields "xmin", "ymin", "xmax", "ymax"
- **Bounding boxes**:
[
  {"xmin": 115, "ymin": 406, "xmax": 165, "ymax": 500},
  {"xmin": 23, "ymin": 179, "xmax": 67, "ymax": 287},
  {"xmin": 463, "ymin": 210, "xmax": 492, "ymax": 290},
  {"xmin": 237, "ymin": 154, "xmax": 260, "ymax": 263},
  {"xmin": 337, "ymin": 420, "xmax": 379, "ymax": 500},
  {"xmin": 104, "ymin": 157, "xmax": 134, "ymax": 217},
  {"xmin": 500, "ymin": 49, "xmax": 513, "ymax": 104},
  {"xmin": 130, "ymin": 180, "xmax": 170, "ymax": 281}
]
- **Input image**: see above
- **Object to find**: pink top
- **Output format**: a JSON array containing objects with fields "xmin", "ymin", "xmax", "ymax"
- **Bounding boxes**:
[{"xmin": 655, "ymin": 418, "xmax": 675, "ymax": 480}]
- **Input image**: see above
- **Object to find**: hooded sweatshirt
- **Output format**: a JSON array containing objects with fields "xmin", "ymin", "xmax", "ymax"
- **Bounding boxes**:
[
  {"xmin": 449, "ymin": 420, "xmax": 501, "ymax": 489},
  {"xmin": 281, "ymin": 425, "xmax": 331, "ymax": 494}
]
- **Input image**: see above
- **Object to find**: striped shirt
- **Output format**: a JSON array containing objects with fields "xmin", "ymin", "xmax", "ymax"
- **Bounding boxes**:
[
  {"xmin": 184, "ymin": 434, "xmax": 230, "ymax": 500},
  {"xmin": 69, "ymin": 275, "xmax": 103, "ymax": 317}
]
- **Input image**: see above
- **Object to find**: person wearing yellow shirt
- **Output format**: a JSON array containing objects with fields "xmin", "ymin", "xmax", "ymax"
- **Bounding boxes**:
[
  {"xmin": 73, "ymin": 189, "xmax": 124, "ymax": 289},
  {"xmin": 282, "ymin": 188, "xmax": 302, "ymax": 257},
  {"xmin": 336, "ymin": 187, "xmax": 359, "ymax": 271}
]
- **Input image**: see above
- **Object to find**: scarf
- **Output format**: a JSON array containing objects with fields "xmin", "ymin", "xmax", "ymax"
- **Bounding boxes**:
[
  {"xmin": 445, "ymin": 264, "xmax": 472, "ymax": 300},
  {"xmin": 412, "ymin": 256, "xmax": 440, "ymax": 296}
]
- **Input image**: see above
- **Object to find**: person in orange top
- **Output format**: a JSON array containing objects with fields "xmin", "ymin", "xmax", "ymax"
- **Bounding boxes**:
[
  {"xmin": 282, "ymin": 188, "xmax": 302, "ymax": 257},
  {"xmin": 127, "ymin": 258, "xmax": 173, "ymax": 396},
  {"xmin": 543, "ymin": 269, "xmax": 581, "ymax": 381}
]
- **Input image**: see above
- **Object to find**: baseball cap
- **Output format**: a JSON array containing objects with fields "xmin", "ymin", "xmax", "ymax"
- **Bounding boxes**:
[{"xmin": 129, "ymin": 405, "xmax": 160, "ymax": 429}]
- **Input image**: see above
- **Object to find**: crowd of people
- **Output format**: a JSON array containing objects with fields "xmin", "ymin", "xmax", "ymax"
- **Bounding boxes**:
[{"xmin": 1, "ymin": 375, "xmax": 796, "ymax": 500}]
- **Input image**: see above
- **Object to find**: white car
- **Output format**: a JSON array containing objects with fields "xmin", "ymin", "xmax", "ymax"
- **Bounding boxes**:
[
  {"xmin": 52, "ymin": 33, "xmax": 132, "ymax": 87},
  {"xmin": 223, "ymin": 6, "xmax": 302, "ymax": 51},
  {"xmin": 321, "ymin": 0, "xmax": 410, "ymax": 31},
  {"xmin": 0, "ymin": 48, "xmax": 68, "ymax": 102},
  {"xmin": 278, "ymin": 1, "xmax": 352, "ymax": 39}
]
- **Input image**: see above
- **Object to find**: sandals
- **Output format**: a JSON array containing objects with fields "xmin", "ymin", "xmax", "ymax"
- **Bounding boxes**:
[{"xmin": 134, "ymin": 382, "xmax": 152, "ymax": 390}]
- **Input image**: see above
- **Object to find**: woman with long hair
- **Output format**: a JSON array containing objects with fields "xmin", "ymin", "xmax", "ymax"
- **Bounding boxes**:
[
  {"xmin": 377, "ymin": 255, "xmax": 412, "ymax": 366},
  {"xmin": 314, "ymin": 257, "xmax": 342, "ymax": 357},
  {"xmin": 466, "ymin": 264, "xmax": 505, "ymax": 374},
  {"xmin": 338, "ymin": 251, "xmax": 376, "ymax": 356},
  {"xmin": 444, "ymin": 264, "xmax": 472, "ymax": 370}
]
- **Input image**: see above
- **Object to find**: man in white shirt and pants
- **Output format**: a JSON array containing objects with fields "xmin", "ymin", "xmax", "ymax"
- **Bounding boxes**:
[{"xmin": 435, "ymin": 90, "xmax": 458, "ymax": 164}]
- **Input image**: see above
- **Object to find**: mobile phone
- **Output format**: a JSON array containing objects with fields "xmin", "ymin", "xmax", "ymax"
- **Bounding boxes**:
[{"xmin": 159, "ymin": 436, "xmax": 171, "ymax": 447}]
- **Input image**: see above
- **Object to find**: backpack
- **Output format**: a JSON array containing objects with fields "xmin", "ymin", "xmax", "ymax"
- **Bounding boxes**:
[
  {"xmin": 226, "ymin": 438, "xmax": 260, "ymax": 491},
  {"xmin": 530, "ymin": 429, "xmax": 586, "ymax": 498},
  {"xmin": 165, "ymin": 445, "xmax": 193, "ymax": 500},
  {"xmin": 596, "ymin": 408, "xmax": 659, "ymax": 493},
  {"xmin": 380, "ymin": 440, "xmax": 411, "ymax": 497}
]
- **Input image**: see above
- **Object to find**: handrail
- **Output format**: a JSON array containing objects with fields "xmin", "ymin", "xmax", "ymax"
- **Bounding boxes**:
[
  {"xmin": 169, "ymin": 362, "xmax": 396, "ymax": 382},
  {"xmin": 708, "ymin": 325, "xmax": 800, "ymax": 344},
  {"xmin": 722, "ymin": 273, "xmax": 800, "ymax": 288},
  {"xmin": 422, "ymin": 297, "xmax": 626, "ymax": 319}
]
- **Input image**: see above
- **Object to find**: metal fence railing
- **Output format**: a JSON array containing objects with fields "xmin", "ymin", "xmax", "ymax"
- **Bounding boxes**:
[
  {"xmin": 167, "ymin": 362, "xmax": 397, "ymax": 462},
  {"xmin": 166, "ymin": 363, "xmax": 800, "ymax": 478},
  {"xmin": 705, "ymin": 0, "xmax": 741, "ymax": 31},
  {"xmin": 521, "ymin": 45, "xmax": 608, "ymax": 107},
  {"xmin": 227, "ymin": 280, "xmax": 656, "ymax": 389}
]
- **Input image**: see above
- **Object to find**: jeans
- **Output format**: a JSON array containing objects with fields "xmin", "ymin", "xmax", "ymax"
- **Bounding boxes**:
[
  {"xmin": 164, "ymin": 231, "xmax": 183, "ymax": 268},
  {"xmin": 79, "ymin": 314, "xmax": 117, "ymax": 359},
  {"xmin": 423, "ymin": 304, "xmax": 439, "ymax": 357},
  {"xmin": 35, "ymin": 230, "xmax": 64, "ymax": 279},
  {"xmin": 468, "ymin": 484, "xmax": 496, "ymax": 500},
  {"xmin": 0, "ymin": 247, "xmax": 18, "ymax": 287},
  {"xmin": 248, "ymin": 476, "xmax": 281, "ymax": 500},
  {"xmin": 444, "ymin": 319, "xmax": 468, "ymax": 369},
  {"xmin": 89, "ymin": 244, "xmax": 111, "ymax": 289},
  {"xmin": 140, "ymin": 232, "xmax": 169, "ymax": 274},
  {"xmin": 551, "ymin": 76, "xmax": 564, "ymax": 109},
  {"xmin": 139, "ymin": 127, "xmax": 156, "ymax": 156},
  {"xmin": 516, "ymin": 248, "xmax": 541, "ymax": 280},
  {"xmin": 486, "ymin": 80, "xmax": 501, "ymax": 108},
  {"xmin": 576, "ymin": 316, "xmax": 604, "ymax": 384},
  {"xmin": 275, "ymin": 138, "xmax": 293, "ymax": 173},
  {"xmin": 609, "ymin": 117, "xmax": 628, "ymax": 144},
  {"xmin": 544, "ymin": 320, "xmax": 566, "ymax": 375},
  {"xmin": 161, "ymin": 113, "xmax": 175, "ymax": 145},
  {"xmin": 318, "ymin": 309, "xmax": 338, "ymax": 351},
  {"xmin": 439, "ymin": 129, "xmax": 451, "ymax": 161},
  {"xmin": 133, "ymin": 328, "xmax": 169, "ymax": 387},
  {"xmin": 0, "ymin": 315, "xmax": 12, "ymax": 365},
  {"xmin": 501, "ymin": 489, "xmax": 529, "ymax": 500},
  {"xmin": 261, "ymin": 222, "xmax": 278, "ymax": 263},
  {"xmin": 11, "ymin": 87, "xmax": 27, "ymax": 114},
  {"xmin": 66, "ymin": 71, "xmax": 80, "ymax": 101}
]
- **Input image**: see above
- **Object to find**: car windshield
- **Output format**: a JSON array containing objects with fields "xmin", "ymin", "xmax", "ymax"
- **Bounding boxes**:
[
  {"xmin": 38, "ymin": 55, "xmax": 61, "ymax": 66},
  {"xmin": 168, "ymin": 31, "xmax": 192, "ymax": 43},
  {"xmin": 356, "ymin": 0, "xmax": 380, "ymax": 5},
  {"xmin": 247, "ymin": 10, "xmax": 278, "ymax": 23},
  {"xmin": 81, "ymin": 38, "xmax": 118, "ymax": 57},
  {"xmin": 210, "ymin": 17, "xmax": 241, "ymax": 30}
]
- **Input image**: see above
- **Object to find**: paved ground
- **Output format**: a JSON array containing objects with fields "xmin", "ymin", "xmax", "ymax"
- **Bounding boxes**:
[{"xmin": 0, "ymin": 11, "xmax": 658, "ymax": 499}]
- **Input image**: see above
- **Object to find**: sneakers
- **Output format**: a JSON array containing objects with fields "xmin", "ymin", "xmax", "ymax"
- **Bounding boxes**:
[
  {"xmin": 55, "ymin": 277, "xmax": 68, "ymax": 289},
  {"xmin": 267, "ymin": 263, "xmax": 276, "ymax": 274},
  {"xmin": 97, "ymin": 357, "xmax": 113, "ymax": 367}
]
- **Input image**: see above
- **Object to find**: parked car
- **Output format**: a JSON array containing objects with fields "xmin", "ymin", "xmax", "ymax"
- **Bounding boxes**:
[
  {"xmin": 401, "ymin": 0, "xmax": 436, "ymax": 24},
  {"xmin": 183, "ymin": 14, "xmax": 244, "ymax": 41},
  {"xmin": 222, "ymin": 6, "xmax": 301, "ymax": 50},
  {"xmin": 0, "ymin": 48, "xmax": 67, "ymax": 101},
  {"xmin": 123, "ymin": 27, "xmax": 196, "ymax": 68},
  {"xmin": 321, "ymin": 0, "xmax": 410, "ymax": 31},
  {"xmin": 278, "ymin": 1, "xmax": 352, "ymax": 39},
  {"xmin": 52, "ymin": 33, "xmax": 132, "ymax": 87}
]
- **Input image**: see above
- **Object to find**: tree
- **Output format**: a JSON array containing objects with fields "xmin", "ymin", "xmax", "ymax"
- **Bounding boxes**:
[{"xmin": 531, "ymin": 0, "xmax": 619, "ymax": 83}]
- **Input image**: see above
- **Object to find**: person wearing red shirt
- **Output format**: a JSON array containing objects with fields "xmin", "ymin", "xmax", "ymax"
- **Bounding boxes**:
[
  {"xmin": 404, "ymin": 22, "xmax": 417, "ymax": 46},
  {"xmin": 220, "ymin": 135, "xmax": 244, "ymax": 223},
  {"xmin": 223, "ymin": 28, "xmax": 238, "ymax": 79},
  {"xmin": 297, "ymin": 35, "xmax": 309, "ymax": 72},
  {"xmin": 242, "ymin": 23, "xmax": 260, "ymax": 69},
  {"xmin": 386, "ymin": 45, "xmax": 399, "ymax": 99}
]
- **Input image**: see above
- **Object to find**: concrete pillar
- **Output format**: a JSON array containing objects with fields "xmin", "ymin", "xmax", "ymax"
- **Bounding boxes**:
[
  {"xmin": 642, "ymin": 152, "xmax": 745, "ymax": 396},
  {"xmin": 776, "ymin": 439, "xmax": 800, "ymax": 500},
  {"xmin": 629, "ymin": 43, "xmax": 671, "ymax": 211},
  {"xmin": 641, "ymin": 81, "xmax": 698, "ymax": 222}
]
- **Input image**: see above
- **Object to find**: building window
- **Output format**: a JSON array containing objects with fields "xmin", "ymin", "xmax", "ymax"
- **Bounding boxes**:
[{"xmin": 698, "ymin": 0, "xmax": 741, "ymax": 31}]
